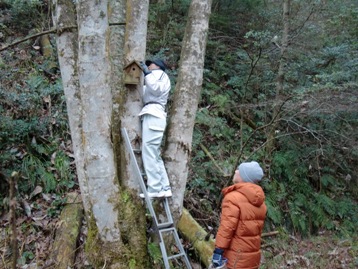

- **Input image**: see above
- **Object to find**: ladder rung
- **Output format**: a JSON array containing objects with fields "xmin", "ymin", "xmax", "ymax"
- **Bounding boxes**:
[
  {"xmin": 159, "ymin": 227, "xmax": 176, "ymax": 233},
  {"xmin": 133, "ymin": 148, "xmax": 141, "ymax": 153},
  {"xmin": 168, "ymin": 252, "xmax": 186, "ymax": 260},
  {"xmin": 157, "ymin": 222, "xmax": 174, "ymax": 229}
]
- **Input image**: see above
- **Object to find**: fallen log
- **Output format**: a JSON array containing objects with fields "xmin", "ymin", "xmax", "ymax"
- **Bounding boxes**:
[
  {"xmin": 49, "ymin": 193, "xmax": 83, "ymax": 269},
  {"xmin": 178, "ymin": 208, "xmax": 215, "ymax": 268}
]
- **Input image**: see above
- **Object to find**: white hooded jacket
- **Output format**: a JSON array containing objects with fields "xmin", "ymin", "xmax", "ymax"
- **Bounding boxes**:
[{"xmin": 139, "ymin": 69, "xmax": 171, "ymax": 119}]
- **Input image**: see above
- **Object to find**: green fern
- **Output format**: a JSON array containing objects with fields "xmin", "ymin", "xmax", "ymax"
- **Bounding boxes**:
[
  {"xmin": 265, "ymin": 197, "xmax": 282, "ymax": 225},
  {"xmin": 147, "ymin": 242, "xmax": 164, "ymax": 267}
]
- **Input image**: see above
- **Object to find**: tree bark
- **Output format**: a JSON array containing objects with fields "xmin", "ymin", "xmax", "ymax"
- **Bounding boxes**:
[
  {"xmin": 52, "ymin": 0, "xmax": 91, "ymax": 216},
  {"xmin": 178, "ymin": 209, "xmax": 215, "ymax": 268},
  {"xmin": 164, "ymin": 0, "xmax": 213, "ymax": 221},
  {"xmin": 120, "ymin": 0, "xmax": 149, "ymax": 191},
  {"xmin": 266, "ymin": 0, "xmax": 290, "ymax": 157},
  {"xmin": 74, "ymin": 3, "xmax": 132, "ymax": 266},
  {"xmin": 50, "ymin": 202, "xmax": 83, "ymax": 269},
  {"xmin": 10, "ymin": 172, "xmax": 17, "ymax": 269},
  {"xmin": 76, "ymin": 0, "xmax": 121, "ymax": 243},
  {"xmin": 110, "ymin": 0, "xmax": 151, "ymax": 266},
  {"xmin": 54, "ymin": 0, "xmax": 125, "ymax": 266}
]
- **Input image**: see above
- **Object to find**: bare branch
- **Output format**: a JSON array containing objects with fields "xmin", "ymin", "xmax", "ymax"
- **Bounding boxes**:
[
  {"xmin": 0, "ymin": 22, "xmax": 126, "ymax": 52},
  {"xmin": 0, "ymin": 26, "xmax": 75, "ymax": 52},
  {"xmin": 200, "ymin": 143, "xmax": 231, "ymax": 177}
]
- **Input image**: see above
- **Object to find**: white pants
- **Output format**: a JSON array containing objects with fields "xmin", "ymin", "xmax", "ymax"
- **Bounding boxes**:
[{"xmin": 141, "ymin": 114, "xmax": 170, "ymax": 193}]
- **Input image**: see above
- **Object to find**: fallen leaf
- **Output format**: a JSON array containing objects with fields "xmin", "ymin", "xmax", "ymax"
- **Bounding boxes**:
[
  {"xmin": 21, "ymin": 199, "xmax": 32, "ymax": 217},
  {"xmin": 30, "ymin": 186, "xmax": 43, "ymax": 199}
]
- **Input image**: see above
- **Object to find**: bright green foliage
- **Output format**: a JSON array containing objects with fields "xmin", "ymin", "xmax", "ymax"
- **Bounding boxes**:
[{"xmin": 147, "ymin": 242, "xmax": 164, "ymax": 267}]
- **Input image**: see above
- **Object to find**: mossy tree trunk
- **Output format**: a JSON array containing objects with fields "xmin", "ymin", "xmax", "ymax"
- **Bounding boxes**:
[
  {"xmin": 52, "ymin": 0, "xmax": 91, "ymax": 215},
  {"xmin": 50, "ymin": 202, "xmax": 83, "ymax": 269},
  {"xmin": 178, "ymin": 209, "xmax": 215, "ymax": 268},
  {"xmin": 53, "ymin": 0, "xmax": 150, "ymax": 267},
  {"xmin": 110, "ymin": 0, "xmax": 151, "ymax": 267},
  {"xmin": 76, "ymin": 0, "xmax": 121, "ymax": 243}
]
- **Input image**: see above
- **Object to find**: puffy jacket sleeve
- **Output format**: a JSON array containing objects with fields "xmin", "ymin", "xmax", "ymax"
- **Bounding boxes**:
[{"xmin": 215, "ymin": 192, "xmax": 240, "ymax": 249}]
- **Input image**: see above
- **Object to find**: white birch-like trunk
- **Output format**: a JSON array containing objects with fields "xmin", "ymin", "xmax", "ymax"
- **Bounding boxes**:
[
  {"xmin": 164, "ymin": 0, "xmax": 213, "ymax": 219},
  {"xmin": 109, "ymin": 0, "xmax": 126, "ymax": 147},
  {"xmin": 109, "ymin": 1, "xmax": 150, "ymax": 266},
  {"xmin": 52, "ymin": 0, "xmax": 90, "ymax": 215},
  {"xmin": 77, "ymin": 0, "xmax": 120, "ymax": 242},
  {"xmin": 120, "ymin": 0, "xmax": 149, "ymax": 191}
]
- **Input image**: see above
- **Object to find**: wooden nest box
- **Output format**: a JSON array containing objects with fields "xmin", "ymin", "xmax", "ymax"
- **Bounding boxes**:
[{"xmin": 123, "ymin": 61, "xmax": 142, "ymax": 85}]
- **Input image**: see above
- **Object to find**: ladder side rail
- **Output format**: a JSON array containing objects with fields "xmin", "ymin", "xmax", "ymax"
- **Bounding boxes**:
[
  {"xmin": 162, "ymin": 198, "xmax": 174, "ymax": 225},
  {"xmin": 159, "ymin": 228, "xmax": 193, "ymax": 269},
  {"xmin": 121, "ymin": 128, "xmax": 147, "ymax": 194},
  {"xmin": 121, "ymin": 128, "xmax": 160, "ymax": 225},
  {"xmin": 158, "ymin": 231, "xmax": 171, "ymax": 269},
  {"xmin": 171, "ymin": 228, "xmax": 192, "ymax": 268}
]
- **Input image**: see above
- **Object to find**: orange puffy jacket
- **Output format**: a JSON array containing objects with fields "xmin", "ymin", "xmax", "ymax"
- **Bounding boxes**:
[{"xmin": 215, "ymin": 182, "xmax": 267, "ymax": 269}]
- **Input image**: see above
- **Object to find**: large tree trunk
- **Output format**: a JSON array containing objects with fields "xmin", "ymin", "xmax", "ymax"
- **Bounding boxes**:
[
  {"xmin": 120, "ymin": 0, "xmax": 149, "ymax": 190},
  {"xmin": 164, "ymin": 0, "xmax": 213, "ymax": 221},
  {"xmin": 110, "ymin": 0, "xmax": 151, "ymax": 267},
  {"xmin": 54, "ymin": 0, "xmax": 125, "ymax": 267},
  {"xmin": 52, "ymin": 0, "xmax": 90, "ymax": 215},
  {"xmin": 54, "ymin": 0, "xmax": 212, "ymax": 266},
  {"xmin": 76, "ymin": 0, "xmax": 121, "ymax": 243},
  {"xmin": 109, "ymin": 0, "xmax": 127, "ymax": 150}
]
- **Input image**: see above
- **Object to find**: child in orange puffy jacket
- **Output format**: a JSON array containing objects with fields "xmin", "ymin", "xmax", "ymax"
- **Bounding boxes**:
[{"xmin": 211, "ymin": 161, "xmax": 267, "ymax": 269}]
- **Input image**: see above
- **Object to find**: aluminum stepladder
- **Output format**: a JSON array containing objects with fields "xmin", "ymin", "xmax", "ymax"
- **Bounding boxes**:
[{"xmin": 121, "ymin": 128, "xmax": 192, "ymax": 269}]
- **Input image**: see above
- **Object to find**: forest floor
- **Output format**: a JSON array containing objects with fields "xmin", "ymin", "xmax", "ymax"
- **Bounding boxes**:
[
  {"xmin": 0, "ymin": 189, "xmax": 357, "ymax": 269},
  {"xmin": 259, "ymin": 230, "xmax": 358, "ymax": 269}
]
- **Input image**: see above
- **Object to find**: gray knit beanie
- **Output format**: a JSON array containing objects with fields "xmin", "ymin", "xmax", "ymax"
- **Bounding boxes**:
[{"xmin": 238, "ymin": 161, "xmax": 264, "ymax": 183}]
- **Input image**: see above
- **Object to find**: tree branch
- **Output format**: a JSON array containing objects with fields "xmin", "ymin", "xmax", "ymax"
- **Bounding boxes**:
[
  {"xmin": 0, "ymin": 22, "xmax": 126, "ymax": 52},
  {"xmin": 0, "ymin": 26, "xmax": 75, "ymax": 52},
  {"xmin": 262, "ymin": 231, "xmax": 279, "ymax": 237},
  {"xmin": 199, "ymin": 143, "xmax": 231, "ymax": 177}
]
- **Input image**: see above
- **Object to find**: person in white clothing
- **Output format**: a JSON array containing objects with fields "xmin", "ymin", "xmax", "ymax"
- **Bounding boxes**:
[{"xmin": 138, "ymin": 59, "xmax": 172, "ymax": 198}]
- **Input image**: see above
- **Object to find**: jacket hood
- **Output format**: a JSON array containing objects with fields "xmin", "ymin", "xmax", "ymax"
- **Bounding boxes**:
[{"xmin": 222, "ymin": 183, "xmax": 265, "ymax": 207}]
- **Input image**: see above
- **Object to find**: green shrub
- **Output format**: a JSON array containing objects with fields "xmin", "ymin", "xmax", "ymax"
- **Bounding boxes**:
[{"xmin": 3, "ymin": 0, "xmax": 44, "ymax": 31}]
